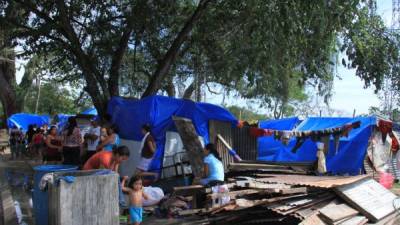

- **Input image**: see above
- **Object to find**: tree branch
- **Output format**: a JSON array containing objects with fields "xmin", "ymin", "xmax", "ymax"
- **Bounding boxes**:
[
  {"xmin": 109, "ymin": 19, "xmax": 134, "ymax": 96},
  {"xmin": 141, "ymin": 0, "xmax": 214, "ymax": 98},
  {"xmin": 205, "ymin": 82, "xmax": 220, "ymax": 95},
  {"xmin": 183, "ymin": 81, "xmax": 195, "ymax": 99}
]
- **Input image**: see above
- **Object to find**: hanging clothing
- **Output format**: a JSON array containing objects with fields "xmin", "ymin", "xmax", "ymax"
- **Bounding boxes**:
[
  {"xmin": 378, "ymin": 120, "xmax": 393, "ymax": 143},
  {"xmin": 139, "ymin": 132, "xmax": 150, "ymax": 155}
]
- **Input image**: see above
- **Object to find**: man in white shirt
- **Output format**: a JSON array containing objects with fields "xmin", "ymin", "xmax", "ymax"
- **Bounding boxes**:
[{"xmin": 83, "ymin": 120, "xmax": 101, "ymax": 163}]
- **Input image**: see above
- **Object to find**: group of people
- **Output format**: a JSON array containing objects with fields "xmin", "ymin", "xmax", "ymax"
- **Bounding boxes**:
[
  {"xmin": 9, "ymin": 124, "xmax": 49, "ymax": 160},
  {"xmin": 9, "ymin": 115, "xmax": 226, "ymax": 225}
]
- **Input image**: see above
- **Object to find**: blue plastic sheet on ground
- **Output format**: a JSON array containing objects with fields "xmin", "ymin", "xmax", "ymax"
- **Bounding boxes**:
[
  {"xmin": 7, "ymin": 113, "xmax": 50, "ymax": 132},
  {"xmin": 107, "ymin": 95, "xmax": 238, "ymax": 173},
  {"xmin": 258, "ymin": 116, "xmax": 377, "ymax": 175}
]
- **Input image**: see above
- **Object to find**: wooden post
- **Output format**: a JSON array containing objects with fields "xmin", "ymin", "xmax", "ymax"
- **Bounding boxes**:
[{"xmin": 173, "ymin": 116, "xmax": 205, "ymax": 178}]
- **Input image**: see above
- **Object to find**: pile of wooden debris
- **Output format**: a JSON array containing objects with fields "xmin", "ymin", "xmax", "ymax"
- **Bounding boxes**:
[{"xmin": 171, "ymin": 162, "xmax": 400, "ymax": 225}]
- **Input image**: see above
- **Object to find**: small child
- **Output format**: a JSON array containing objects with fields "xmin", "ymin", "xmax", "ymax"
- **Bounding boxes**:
[{"xmin": 122, "ymin": 176, "xmax": 149, "ymax": 225}]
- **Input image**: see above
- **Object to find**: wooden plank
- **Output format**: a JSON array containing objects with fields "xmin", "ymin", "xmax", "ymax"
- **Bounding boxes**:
[
  {"xmin": 177, "ymin": 208, "xmax": 208, "ymax": 216},
  {"xmin": 337, "ymin": 215, "xmax": 368, "ymax": 225},
  {"xmin": 173, "ymin": 185, "xmax": 204, "ymax": 196},
  {"xmin": 366, "ymin": 212, "xmax": 400, "ymax": 225},
  {"xmin": 300, "ymin": 213, "xmax": 328, "ymax": 225},
  {"xmin": 319, "ymin": 203, "xmax": 358, "ymax": 223},
  {"xmin": 229, "ymin": 162, "xmax": 291, "ymax": 170},
  {"xmin": 208, "ymin": 189, "xmax": 260, "ymax": 200},
  {"xmin": 280, "ymin": 187, "xmax": 308, "ymax": 195},
  {"xmin": 235, "ymin": 179, "xmax": 291, "ymax": 192},
  {"xmin": 173, "ymin": 116, "xmax": 205, "ymax": 178},
  {"xmin": 334, "ymin": 178, "xmax": 397, "ymax": 222}
]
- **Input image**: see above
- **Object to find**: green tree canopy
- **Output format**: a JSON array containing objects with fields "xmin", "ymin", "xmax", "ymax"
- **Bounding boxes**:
[{"xmin": 0, "ymin": 0, "xmax": 398, "ymax": 120}]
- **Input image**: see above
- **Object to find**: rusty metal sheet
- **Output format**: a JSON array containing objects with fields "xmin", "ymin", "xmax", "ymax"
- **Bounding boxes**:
[{"xmin": 255, "ymin": 174, "xmax": 370, "ymax": 188}]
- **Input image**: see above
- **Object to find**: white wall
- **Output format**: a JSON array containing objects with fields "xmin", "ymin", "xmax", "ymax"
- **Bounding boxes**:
[{"xmin": 119, "ymin": 139, "xmax": 142, "ymax": 177}]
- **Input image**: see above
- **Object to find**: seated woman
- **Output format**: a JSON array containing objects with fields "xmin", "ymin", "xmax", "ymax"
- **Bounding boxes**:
[
  {"xmin": 200, "ymin": 143, "xmax": 224, "ymax": 185},
  {"xmin": 97, "ymin": 125, "xmax": 120, "ymax": 152}
]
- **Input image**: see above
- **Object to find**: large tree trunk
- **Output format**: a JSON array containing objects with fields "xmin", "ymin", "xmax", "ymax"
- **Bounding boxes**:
[
  {"xmin": 141, "ymin": 0, "xmax": 213, "ymax": 98},
  {"xmin": 0, "ymin": 55, "xmax": 19, "ymax": 125}
]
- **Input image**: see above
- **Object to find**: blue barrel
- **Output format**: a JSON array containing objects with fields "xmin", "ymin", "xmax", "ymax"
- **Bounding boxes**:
[{"xmin": 33, "ymin": 165, "xmax": 78, "ymax": 225}]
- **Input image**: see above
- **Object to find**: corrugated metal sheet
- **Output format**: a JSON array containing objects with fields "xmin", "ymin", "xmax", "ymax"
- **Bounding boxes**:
[{"xmin": 255, "ymin": 174, "xmax": 370, "ymax": 188}]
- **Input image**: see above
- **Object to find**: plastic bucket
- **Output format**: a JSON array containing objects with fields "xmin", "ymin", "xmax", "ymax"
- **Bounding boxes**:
[
  {"xmin": 379, "ymin": 172, "xmax": 395, "ymax": 189},
  {"xmin": 33, "ymin": 165, "xmax": 78, "ymax": 225}
]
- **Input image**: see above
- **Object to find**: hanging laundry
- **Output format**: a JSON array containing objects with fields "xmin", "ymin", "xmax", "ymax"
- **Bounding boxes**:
[
  {"xmin": 389, "ymin": 131, "xmax": 399, "ymax": 152},
  {"xmin": 378, "ymin": 120, "xmax": 393, "ymax": 143},
  {"xmin": 333, "ymin": 132, "xmax": 341, "ymax": 154},
  {"xmin": 291, "ymin": 137, "xmax": 306, "ymax": 153},
  {"xmin": 280, "ymin": 131, "xmax": 292, "ymax": 146},
  {"xmin": 249, "ymin": 127, "xmax": 274, "ymax": 137},
  {"xmin": 321, "ymin": 135, "xmax": 330, "ymax": 154},
  {"xmin": 246, "ymin": 120, "xmax": 361, "ymax": 153},
  {"xmin": 316, "ymin": 142, "xmax": 327, "ymax": 174}
]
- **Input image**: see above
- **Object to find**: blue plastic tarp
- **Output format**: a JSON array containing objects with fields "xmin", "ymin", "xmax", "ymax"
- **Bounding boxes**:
[
  {"xmin": 107, "ymin": 95, "xmax": 238, "ymax": 173},
  {"xmin": 81, "ymin": 108, "xmax": 98, "ymax": 115},
  {"xmin": 55, "ymin": 114, "xmax": 72, "ymax": 131},
  {"xmin": 7, "ymin": 113, "xmax": 50, "ymax": 132},
  {"xmin": 258, "ymin": 117, "xmax": 377, "ymax": 175},
  {"xmin": 258, "ymin": 117, "xmax": 300, "ymax": 161}
]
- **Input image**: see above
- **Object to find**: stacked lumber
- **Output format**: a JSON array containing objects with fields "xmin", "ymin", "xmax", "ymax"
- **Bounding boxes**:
[{"xmin": 172, "ymin": 162, "xmax": 400, "ymax": 225}]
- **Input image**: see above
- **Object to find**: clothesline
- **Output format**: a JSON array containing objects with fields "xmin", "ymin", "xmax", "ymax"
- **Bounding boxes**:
[{"xmin": 248, "ymin": 121, "xmax": 362, "ymax": 154}]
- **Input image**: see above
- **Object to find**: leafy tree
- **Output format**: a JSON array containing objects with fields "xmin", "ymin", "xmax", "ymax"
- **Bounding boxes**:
[
  {"xmin": 23, "ymin": 81, "xmax": 89, "ymax": 115},
  {"xmin": 225, "ymin": 105, "xmax": 267, "ymax": 122},
  {"xmin": 0, "ymin": 0, "xmax": 212, "ymax": 119},
  {"xmin": 1, "ymin": 0, "xmax": 398, "ymax": 122}
]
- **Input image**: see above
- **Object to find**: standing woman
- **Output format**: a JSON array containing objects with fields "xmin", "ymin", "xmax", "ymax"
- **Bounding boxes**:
[
  {"xmin": 135, "ymin": 124, "xmax": 157, "ymax": 178},
  {"xmin": 44, "ymin": 126, "xmax": 63, "ymax": 164},
  {"xmin": 32, "ymin": 129, "xmax": 44, "ymax": 159},
  {"xmin": 97, "ymin": 125, "xmax": 120, "ymax": 152},
  {"xmin": 62, "ymin": 117, "xmax": 82, "ymax": 165}
]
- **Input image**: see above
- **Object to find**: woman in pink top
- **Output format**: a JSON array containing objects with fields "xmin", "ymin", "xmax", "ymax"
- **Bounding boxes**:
[{"xmin": 62, "ymin": 117, "xmax": 82, "ymax": 165}]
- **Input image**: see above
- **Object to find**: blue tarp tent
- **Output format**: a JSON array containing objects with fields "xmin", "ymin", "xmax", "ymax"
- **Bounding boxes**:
[
  {"xmin": 107, "ymin": 95, "xmax": 238, "ymax": 173},
  {"xmin": 81, "ymin": 108, "xmax": 98, "ymax": 115},
  {"xmin": 7, "ymin": 113, "xmax": 50, "ymax": 132},
  {"xmin": 258, "ymin": 117, "xmax": 377, "ymax": 175},
  {"xmin": 258, "ymin": 117, "xmax": 301, "ymax": 161},
  {"xmin": 54, "ymin": 114, "xmax": 72, "ymax": 131}
]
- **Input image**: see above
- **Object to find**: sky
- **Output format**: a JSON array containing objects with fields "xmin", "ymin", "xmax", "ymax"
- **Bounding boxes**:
[
  {"xmin": 327, "ymin": 0, "xmax": 392, "ymax": 116},
  {"xmin": 15, "ymin": 0, "xmax": 394, "ymax": 116}
]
